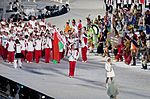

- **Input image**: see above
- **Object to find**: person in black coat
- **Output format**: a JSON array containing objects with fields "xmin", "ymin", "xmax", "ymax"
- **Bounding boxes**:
[
  {"xmin": 145, "ymin": 10, "xmax": 150, "ymax": 35},
  {"xmin": 97, "ymin": 32, "xmax": 104, "ymax": 55},
  {"xmin": 103, "ymin": 26, "xmax": 108, "ymax": 41},
  {"xmin": 131, "ymin": 37, "xmax": 138, "ymax": 66}
]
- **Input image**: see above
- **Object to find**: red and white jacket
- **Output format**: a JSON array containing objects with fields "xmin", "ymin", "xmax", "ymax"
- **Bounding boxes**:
[
  {"xmin": 20, "ymin": 39, "xmax": 26, "ymax": 51},
  {"xmin": 81, "ymin": 33, "xmax": 88, "ymax": 48},
  {"xmin": 2, "ymin": 35, "xmax": 8, "ymax": 48},
  {"xmin": 68, "ymin": 49, "xmax": 79, "ymax": 61},
  {"xmin": 44, "ymin": 37, "xmax": 52, "ymax": 49},
  {"xmin": 26, "ymin": 40, "xmax": 34, "ymax": 52},
  {"xmin": 39, "ymin": 21, "xmax": 46, "ymax": 27},
  {"xmin": 28, "ymin": 20, "xmax": 37, "ymax": 28},
  {"xmin": 34, "ymin": 39, "xmax": 42, "ymax": 50},
  {"xmin": 7, "ymin": 40, "xmax": 15, "ymax": 52}
]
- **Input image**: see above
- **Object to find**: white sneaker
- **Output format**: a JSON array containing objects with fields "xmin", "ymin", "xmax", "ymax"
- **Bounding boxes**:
[{"xmin": 14, "ymin": 60, "xmax": 17, "ymax": 68}]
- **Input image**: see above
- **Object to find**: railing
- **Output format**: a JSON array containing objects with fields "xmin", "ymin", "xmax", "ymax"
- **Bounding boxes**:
[
  {"xmin": 0, "ymin": 75, "xmax": 54, "ymax": 99},
  {"xmin": 0, "ymin": 90, "xmax": 9, "ymax": 99}
]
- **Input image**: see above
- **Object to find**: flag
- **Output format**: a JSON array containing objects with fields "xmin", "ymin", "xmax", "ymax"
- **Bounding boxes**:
[
  {"xmin": 57, "ymin": 32, "xmax": 65, "ymax": 51},
  {"xmin": 57, "ymin": 33, "xmax": 65, "ymax": 45},
  {"xmin": 59, "ymin": 41, "xmax": 64, "ymax": 51},
  {"xmin": 52, "ymin": 32, "xmax": 60, "ymax": 64}
]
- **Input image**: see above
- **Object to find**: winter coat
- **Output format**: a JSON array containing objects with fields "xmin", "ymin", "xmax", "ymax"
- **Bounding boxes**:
[{"xmin": 105, "ymin": 62, "xmax": 115, "ymax": 78}]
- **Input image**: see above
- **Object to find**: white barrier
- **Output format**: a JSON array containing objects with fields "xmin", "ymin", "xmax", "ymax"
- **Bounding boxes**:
[
  {"xmin": 52, "ymin": 0, "xmax": 70, "ymax": 4},
  {"xmin": 28, "ymin": 0, "xmax": 36, "ymax": 2},
  {"xmin": 27, "ymin": 0, "xmax": 70, "ymax": 4}
]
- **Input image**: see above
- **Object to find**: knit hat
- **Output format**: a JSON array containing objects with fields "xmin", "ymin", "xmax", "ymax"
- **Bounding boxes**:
[{"xmin": 106, "ymin": 57, "xmax": 111, "ymax": 61}]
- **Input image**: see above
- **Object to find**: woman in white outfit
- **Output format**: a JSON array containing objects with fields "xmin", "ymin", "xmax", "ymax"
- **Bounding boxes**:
[
  {"xmin": 14, "ymin": 39, "xmax": 24, "ymax": 68},
  {"xmin": 105, "ymin": 57, "xmax": 115, "ymax": 87}
]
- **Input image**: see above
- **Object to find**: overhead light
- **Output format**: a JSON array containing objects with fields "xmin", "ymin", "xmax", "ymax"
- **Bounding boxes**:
[{"xmin": 42, "ymin": 95, "xmax": 45, "ymax": 99}]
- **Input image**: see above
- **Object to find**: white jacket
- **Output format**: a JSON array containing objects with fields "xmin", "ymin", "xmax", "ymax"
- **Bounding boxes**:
[
  {"xmin": 81, "ymin": 34, "xmax": 88, "ymax": 48},
  {"xmin": 2, "ymin": 35, "xmax": 8, "ymax": 48},
  {"xmin": 39, "ymin": 21, "xmax": 46, "ymax": 26},
  {"xmin": 15, "ymin": 43, "xmax": 22, "ymax": 53},
  {"xmin": 68, "ymin": 50, "xmax": 79, "ymax": 61},
  {"xmin": 7, "ymin": 41, "xmax": 15, "ymax": 52},
  {"xmin": 26, "ymin": 41, "xmax": 34, "ymax": 51},
  {"xmin": 28, "ymin": 20, "xmax": 36, "ymax": 28},
  {"xmin": 34, "ymin": 39, "xmax": 42, "ymax": 50},
  {"xmin": 20, "ymin": 40, "xmax": 26, "ymax": 51},
  {"xmin": 105, "ymin": 62, "xmax": 115, "ymax": 77},
  {"xmin": 45, "ymin": 37, "xmax": 52, "ymax": 49}
]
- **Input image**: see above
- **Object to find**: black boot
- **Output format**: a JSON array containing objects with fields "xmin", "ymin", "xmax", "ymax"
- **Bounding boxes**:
[
  {"xmin": 142, "ymin": 63, "xmax": 147, "ymax": 69},
  {"xmin": 131, "ymin": 56, "xmax": 136, "ymax": 66}
]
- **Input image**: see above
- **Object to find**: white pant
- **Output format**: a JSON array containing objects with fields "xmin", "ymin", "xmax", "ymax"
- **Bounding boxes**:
[{"xmin": 14, "ymin": 59, "xmax": 22, "ymax": 68}]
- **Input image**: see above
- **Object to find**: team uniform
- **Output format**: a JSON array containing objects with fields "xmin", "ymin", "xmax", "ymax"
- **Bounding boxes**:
[
  {"xmin": 68, "ymin": 48, "xmax": 79, "ymax": 77},
  {"xmin": 28, "ymin": 19, "xmax": 37, "ymax": 29},
  {"xmin": 7, "ymin": 39, "xmax": 15, "ymax": 63},
  {"xmin": 2, "ymin": 34, "xmax": 8, "ymax": 61},
  {"xmin": 20, "ymin": 39, "xmax": 26, "ymax": 61},
  {"xmin": 34, "ymin": 38, "xmax": 42, "ymax": 63},
  {"xmin": 44, "ymin": 36, "xmax": 52, "ymax": 63},
  {"xmin": 14, "ymin": 42, "xmax": 24, "ymax": 68},
  {"xmin": 41, "ymin": 35, "xmax": 46, "ymax": 57},
  {"xmin": 81, "ymin": 33, "xmax": 88, "ymax": 62},
  {"xmin": 26, "ymin": 39, "xmax": 34, "ymax": 63}
]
